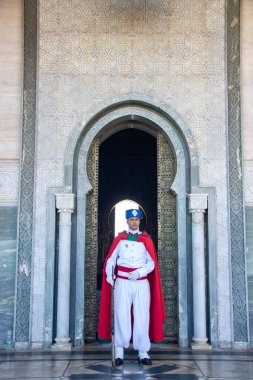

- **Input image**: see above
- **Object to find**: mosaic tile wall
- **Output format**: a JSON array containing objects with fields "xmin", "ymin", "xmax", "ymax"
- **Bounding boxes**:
[{"xmin": 31, "ymin": 0, "xmax": 232, "ymax": 346}]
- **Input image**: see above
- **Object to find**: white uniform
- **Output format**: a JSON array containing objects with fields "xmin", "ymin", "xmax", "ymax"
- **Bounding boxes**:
[{"xmin": 106, "ymin": 230, "xmax": 155, "ymax": 356}]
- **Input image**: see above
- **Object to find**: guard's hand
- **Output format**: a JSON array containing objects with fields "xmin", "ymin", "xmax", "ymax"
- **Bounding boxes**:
[
  {"xmin": 128, "ymin": 269, "xmax": 140, "ymax": 281},
  {"xmin": 106, "ymin": 276, "xmax": 114, "ymax": 286}
]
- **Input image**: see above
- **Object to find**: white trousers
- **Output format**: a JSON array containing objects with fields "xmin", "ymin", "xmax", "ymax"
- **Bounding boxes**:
[{"xmin": 114, "ymin": 278, "xmax": 151, "ymax": 352}]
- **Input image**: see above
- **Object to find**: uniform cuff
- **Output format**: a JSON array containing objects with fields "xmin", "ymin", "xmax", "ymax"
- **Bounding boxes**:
[{"xmin": 138, "ymin": 268, "xmax": 146, "ymax": 278}]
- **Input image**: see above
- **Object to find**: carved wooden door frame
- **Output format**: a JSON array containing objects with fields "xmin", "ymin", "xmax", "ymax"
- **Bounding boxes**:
[{"xmin": 84, "ymin": 131, "xmax": 177, "ymax": 342}]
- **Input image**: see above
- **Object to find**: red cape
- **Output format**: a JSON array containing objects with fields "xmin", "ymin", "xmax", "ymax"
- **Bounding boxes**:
[{"xmin": 98, "ymin": 231, "xmax": 165, "ymax": 342}]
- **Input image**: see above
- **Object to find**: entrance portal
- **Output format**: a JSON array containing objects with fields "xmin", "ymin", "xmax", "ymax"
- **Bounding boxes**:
[{"xmin": 84, "ymin": 126, "xmax": 178, "ymax": 343}]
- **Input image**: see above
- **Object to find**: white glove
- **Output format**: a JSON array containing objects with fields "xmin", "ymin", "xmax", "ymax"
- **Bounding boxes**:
[
  {"xmin": 106, "ymin": 276, "xmax": 114, "ymax": 286},
  {"xmin": 106, "ymin": 274, "xmax": 116, "ymax": 286},
  {"xmin": 128, "ymin": 269, "xmax": 140, "ymax": 281}
]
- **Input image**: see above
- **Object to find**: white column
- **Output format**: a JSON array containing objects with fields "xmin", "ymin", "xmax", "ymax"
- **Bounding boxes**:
[
  {"xmin": 52, "ymin": 193, "xmax": 75, "ymax": 351},
  {"xmin": 189, "ymin": 194, "xmax": 211, "ymax": 349}
]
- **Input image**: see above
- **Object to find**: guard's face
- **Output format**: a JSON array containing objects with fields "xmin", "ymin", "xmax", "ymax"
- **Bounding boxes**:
[{"xmin": 126, "ymin": 217, "xmax": 140, "ymax": 230}]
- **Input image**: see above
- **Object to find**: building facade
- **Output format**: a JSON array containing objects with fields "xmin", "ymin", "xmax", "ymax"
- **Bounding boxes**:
[{"xmin": 0, "ymin": 0, "xmax": 252, "ymax": 349}]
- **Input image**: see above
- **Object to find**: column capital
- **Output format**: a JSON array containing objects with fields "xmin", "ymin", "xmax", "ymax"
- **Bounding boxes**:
[
  {"xmin": 188, "ymin": 193, "xmax": 208, "ymax": 213},
  {"xmin": 55, "ymin": 193, "xmax": 75, "ymax": 212}
]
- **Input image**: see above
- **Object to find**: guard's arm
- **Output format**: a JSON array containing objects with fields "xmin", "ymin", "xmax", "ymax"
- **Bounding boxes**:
[
  {"xmin": 105, "ymin": 243, "xmax": 119, "ymax": 285},
  {"xmin": 137, "ymin": 251, "xmax": 155, "ymax": 278}
]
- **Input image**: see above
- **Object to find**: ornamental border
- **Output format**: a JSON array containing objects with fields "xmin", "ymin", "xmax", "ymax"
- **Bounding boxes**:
[
  {"xmin": 227, "ymin": 0, "xmax": 248, "ymax": 343},
  {"xmin": 14, "ymin": 0, "xmax": 37, "ymax": 347}
]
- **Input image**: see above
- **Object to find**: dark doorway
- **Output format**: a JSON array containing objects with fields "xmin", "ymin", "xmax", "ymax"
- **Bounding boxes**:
[{"xmin": 97, "ymin": 128, "xmax": 157, "ymax": 290}]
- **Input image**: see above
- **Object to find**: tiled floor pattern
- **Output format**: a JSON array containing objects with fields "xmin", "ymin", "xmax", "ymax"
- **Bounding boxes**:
[{"xmin": 0, "ymin": 343, "xmax": 253, "ymax": 379}]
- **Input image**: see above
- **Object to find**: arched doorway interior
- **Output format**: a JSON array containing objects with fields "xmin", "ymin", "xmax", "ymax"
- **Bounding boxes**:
[{"xmin": 98, "ymin": 128, "xmax": 158, "ymax": 285}]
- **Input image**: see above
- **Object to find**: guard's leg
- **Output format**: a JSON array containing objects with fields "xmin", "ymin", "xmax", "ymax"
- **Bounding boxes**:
[
  {"xmin": 114, "ymin": 278, "xmax": 133, "ymax": 350},
  {"xmin": 132, "ymin": 280, "xmax": 151, "ymax": 353}
]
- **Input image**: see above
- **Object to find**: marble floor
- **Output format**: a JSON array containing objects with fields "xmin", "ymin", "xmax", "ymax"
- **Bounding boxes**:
[{"xmin": 0, "ymin": 343, "xmax": 253, "ymax": 379}]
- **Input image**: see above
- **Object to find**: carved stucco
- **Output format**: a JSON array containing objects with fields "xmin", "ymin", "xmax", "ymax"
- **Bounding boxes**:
[
  {"xmin": 72, "ymin": 105, "xmax": 190, "ymax": 345},
  {"xmin": 19, "ymin": 0, "xmax": 246, "ymax": 346},
  {"xmin": 0, "ymin": 161, "xmax": 19, "ymax": 205},
  {"xmin": 244, "ymin": 163, "xmax": 253, "ymax": 205}
]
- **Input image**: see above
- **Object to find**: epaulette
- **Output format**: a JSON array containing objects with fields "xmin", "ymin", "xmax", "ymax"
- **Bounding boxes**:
[
  {"xmin": 118, "ymin": 230, "xmax": 127, "ymax": 235},
  {"xmin": 139, "ymin": 231, "xmax": 150, "ymax": 237}
]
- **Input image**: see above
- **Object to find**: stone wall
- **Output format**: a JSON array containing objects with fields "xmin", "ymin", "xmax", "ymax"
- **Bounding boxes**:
[
  {"xmin": 0, "ymin": 0, "xmax": 22, "ymax": 161},
  {"xmin": 0, "ymin": 0, "xmax": 23, "ymax": 346},
  {"xmin": 0, "ymin": 0, "xmax": 251, "ymax": 348},
  {"xmin": 31, "ymin": 0, "xmax": 232, "ymax": 346}
]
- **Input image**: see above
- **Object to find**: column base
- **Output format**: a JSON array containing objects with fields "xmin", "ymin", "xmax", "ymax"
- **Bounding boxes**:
[
  {"xmin": 51, "ymin": 337, "xmax": 72, "ymax": 351},
  {"xmin": 191, "ymin": 340, "xmax": 212, "ymax": 350}
]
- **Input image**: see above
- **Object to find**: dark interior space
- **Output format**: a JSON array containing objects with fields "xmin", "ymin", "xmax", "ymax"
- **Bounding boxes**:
[{"xmin": 97, "ymin": 127, "xmax": 157, "ymax": 289}]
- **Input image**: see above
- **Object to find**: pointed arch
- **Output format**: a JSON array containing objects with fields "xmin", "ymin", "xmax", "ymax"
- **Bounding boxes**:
[{"xmin": 51, "ymin": 93, "xmax": 217, "ymax": 348}]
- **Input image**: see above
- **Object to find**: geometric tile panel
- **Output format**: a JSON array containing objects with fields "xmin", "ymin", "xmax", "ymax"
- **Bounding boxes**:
[
  {"xmin": 69, "ymin": 360, "xmax": 199, "ymax": 379},
  {"xmin": 227, "ymin": 0, "xmax": 248, "ymax": 342},
  {"xmin": 15, "ymin": 0, "xmax": 37, "ymax": 345}
]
